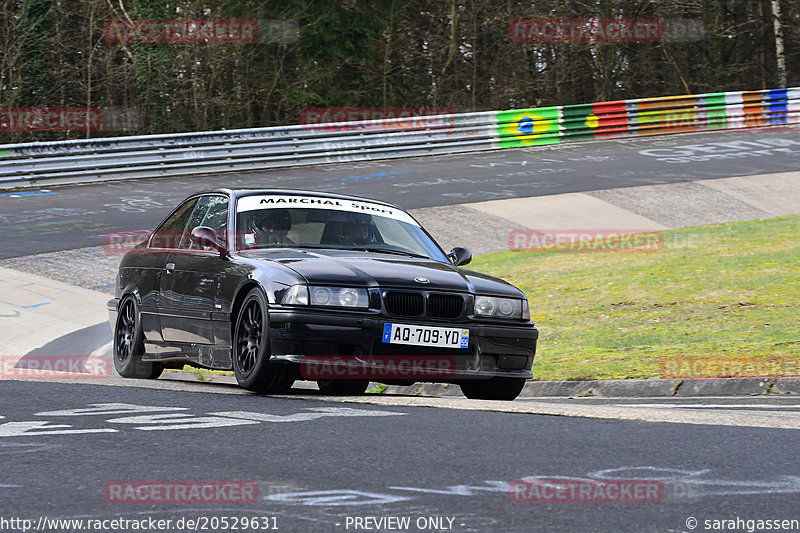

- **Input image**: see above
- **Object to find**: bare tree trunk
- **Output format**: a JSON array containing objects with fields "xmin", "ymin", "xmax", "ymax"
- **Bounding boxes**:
[
  {"xmin": 771, "ymin": 0, "xmax": 787, "ymax": 87},
  {"xmin": 86, "ymin": 1, "xmax": 96, "ymax": 138}
]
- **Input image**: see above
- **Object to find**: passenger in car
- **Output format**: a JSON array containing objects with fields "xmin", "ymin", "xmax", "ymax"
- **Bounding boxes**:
[{"xmin": 331, "ymin": 219, "xmax": 379, "ymax": 245}]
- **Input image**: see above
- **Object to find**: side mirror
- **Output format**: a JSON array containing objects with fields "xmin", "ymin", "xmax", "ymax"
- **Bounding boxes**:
[
  {"xmin": 190, "ymin": 226, "xmax": 227, "ymax": 255},
  {"xmin": 447, "ymin": 246, "xmax": 472, "ymax": 266}
]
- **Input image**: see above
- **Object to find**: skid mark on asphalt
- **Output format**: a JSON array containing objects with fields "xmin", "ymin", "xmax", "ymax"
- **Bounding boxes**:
[{"xmin": 259, "ymin": 465, "xmax": 800, "ymax": 507}]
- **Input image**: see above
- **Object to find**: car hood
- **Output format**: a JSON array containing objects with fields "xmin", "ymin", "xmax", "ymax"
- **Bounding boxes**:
[{"xmin": 240, "ymin": 249, "xmax": 524, "ymax": 298}]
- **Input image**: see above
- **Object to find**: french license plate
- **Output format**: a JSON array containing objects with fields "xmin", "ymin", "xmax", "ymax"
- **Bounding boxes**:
[{"xmin": 382, "ymin": 323, "xmax": 469, "ymax": 349}]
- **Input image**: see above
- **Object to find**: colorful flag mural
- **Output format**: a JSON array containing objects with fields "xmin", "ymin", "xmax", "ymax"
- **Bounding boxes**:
[{"xmin": 496, "ymin": 107, "xmax": 560, "ymax": 147}]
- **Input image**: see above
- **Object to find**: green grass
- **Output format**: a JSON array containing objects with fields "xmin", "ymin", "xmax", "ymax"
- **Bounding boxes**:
[{"xmin": 470, "ymin": 216, "xmax": 800, "ymax": 381}]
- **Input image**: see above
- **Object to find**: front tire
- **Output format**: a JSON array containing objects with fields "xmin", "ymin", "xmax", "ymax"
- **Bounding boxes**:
[
  {"xmin": 233, "ymin": 288, "xmax": 294, "ymax": 394},
  {"xmin": 459, "ymin": 377, "xmax": 526, "ymax": 401},
  {"xmin": 113, "ymin": 296, "xmax": 162, "ymax": 379}
]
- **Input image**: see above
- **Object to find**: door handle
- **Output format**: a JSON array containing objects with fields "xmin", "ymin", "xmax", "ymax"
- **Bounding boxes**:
[{"xmin": 165, "ymin": 263, "xmax": 175, "ymax": 274}]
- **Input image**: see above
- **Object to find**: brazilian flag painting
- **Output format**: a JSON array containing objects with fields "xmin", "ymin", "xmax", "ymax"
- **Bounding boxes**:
[
  {"xmin": 496, "ymin": 107, "xmax": 561, "ymax": 148},
  {"xmin": 561, "ymin": 103, "xmax": 595, "ymax": 140}
]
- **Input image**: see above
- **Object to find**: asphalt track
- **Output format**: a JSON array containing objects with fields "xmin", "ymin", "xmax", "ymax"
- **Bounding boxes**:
[
  {"xmin": 1, "ymin": 126, "xmax": 800, "ymax": 532},
  {"xmin": 2, "ymin": 381, "xmax": 800, "ymax": 533},
  {"xmin": 1, "ymin": 126, "xmax": 799, "ymax": 258}
]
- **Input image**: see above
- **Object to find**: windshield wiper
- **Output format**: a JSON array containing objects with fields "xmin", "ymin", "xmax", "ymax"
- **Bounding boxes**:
[
  {"xmin": 350, "ymin": 247, "xmax": 429, "ymax": 259},
  {"xmin": 242, "ymin": 244, "xmax": 429, "ymax": 259}
]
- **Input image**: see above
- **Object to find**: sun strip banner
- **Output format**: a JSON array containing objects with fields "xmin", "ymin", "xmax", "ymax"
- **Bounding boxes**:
[{"xmin": 494, "ymin": 87, "xmax": 800, "ymax": 147}]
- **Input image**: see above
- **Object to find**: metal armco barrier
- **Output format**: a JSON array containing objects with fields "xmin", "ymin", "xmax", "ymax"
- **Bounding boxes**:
[{"xmin": 1, "ymin": 87, "xmax": 798, "ymax": 189}]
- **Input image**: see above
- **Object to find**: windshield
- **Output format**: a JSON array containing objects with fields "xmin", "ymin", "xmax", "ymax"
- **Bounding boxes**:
[{"xmin": 235, "ymin": 194, "xmax": 449, "ymax": 262}]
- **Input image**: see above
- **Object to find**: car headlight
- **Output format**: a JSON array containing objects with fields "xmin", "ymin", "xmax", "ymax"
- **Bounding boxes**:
[
  {"xmin": 280, "ymin": 285, "xmax": 369, "ymax": 308},
  {"xmin": 474, "ymin": 296, "xmax": 526, "ymax": 319},
  {"xmin": 310, "ymin": 286, "xmax": 369, "ymax": 308},
  {"xmin": 280, "ymin": 285, "xmax": 309, "ymax": 305}
]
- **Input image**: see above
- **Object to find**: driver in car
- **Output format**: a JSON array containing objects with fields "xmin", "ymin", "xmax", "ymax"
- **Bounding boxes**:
[{"xmin": 254, "ymin": 209, "xmax": 294, "ymax": 246}]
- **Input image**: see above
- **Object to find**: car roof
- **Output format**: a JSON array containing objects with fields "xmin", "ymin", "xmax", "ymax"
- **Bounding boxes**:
[{"xmin": 200, "ymin": 188, "xmax": 405, "ymax": 211}]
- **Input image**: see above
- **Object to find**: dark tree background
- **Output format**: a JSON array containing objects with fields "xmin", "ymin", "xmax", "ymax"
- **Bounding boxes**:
[{"xmin": 1, "ymin": 0, "xmax": 797, "ymax": 141}]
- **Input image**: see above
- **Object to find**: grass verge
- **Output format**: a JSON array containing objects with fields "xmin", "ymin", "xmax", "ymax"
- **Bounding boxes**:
[{"xmin": 470, "ymin": 216, "xmax": 800, "ymax": 381}]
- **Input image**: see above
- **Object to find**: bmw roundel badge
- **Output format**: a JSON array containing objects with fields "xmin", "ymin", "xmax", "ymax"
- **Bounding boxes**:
[{"xmin": 414, "ymin": 276, "xmax": 430, "ymax": 284}]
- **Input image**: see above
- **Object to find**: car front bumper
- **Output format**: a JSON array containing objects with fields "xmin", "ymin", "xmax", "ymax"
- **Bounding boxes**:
[{"xmin": 267, "ymin": 308, "xmax": 538, "ymax": 381}]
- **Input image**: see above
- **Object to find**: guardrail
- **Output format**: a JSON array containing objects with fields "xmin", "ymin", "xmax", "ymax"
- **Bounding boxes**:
[{"xmin": 1, "ymin": 87, "xmax": 798, "ymax": 189}]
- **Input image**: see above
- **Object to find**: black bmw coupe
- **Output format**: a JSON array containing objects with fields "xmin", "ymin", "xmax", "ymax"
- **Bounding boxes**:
[{"xmin": 109, "ymin": 189, "xmax": 538, "ymax": 400}]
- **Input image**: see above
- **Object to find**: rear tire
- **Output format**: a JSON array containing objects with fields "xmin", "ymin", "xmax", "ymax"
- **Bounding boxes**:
[
  {"xmin": 459, "ymin": 377, "xmax": 526, "ymax": 401},
  {"xmin": 317, "ymin": 379, "xmax": 370, "ymax": 395},
  {"xmin": 113, "ymin": 296, "xmax": 162, "ymax": 379},
  {"xmin": 233, "ymin": 288, "xmax": 295, "ymax": 394}
]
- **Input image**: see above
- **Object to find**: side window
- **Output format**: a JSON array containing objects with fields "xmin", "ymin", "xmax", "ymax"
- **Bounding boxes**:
[
  {"xmin": 181, "ymin": 195, "xmax": 228, "ymax": 250},
  {"xmin": 150, "ymin": 198, "xmax": 199, "ymax": 249},
  {"xmin": 203, "ymin": 196, "xmax": 229, "ymax": 243}
]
